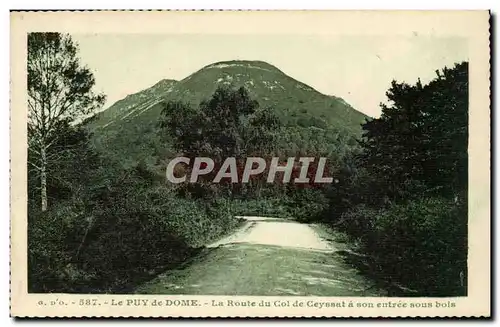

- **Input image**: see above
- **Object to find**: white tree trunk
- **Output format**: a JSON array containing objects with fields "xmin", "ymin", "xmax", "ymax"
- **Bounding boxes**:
[{"xmin": 40, "ymin": 146, "xmax": 47, "ymax": 212}]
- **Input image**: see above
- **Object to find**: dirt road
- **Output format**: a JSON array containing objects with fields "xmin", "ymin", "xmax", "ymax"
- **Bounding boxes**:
[{"xmin": 135, "ymin": 217, "xmax": 384, "ymax": 296}]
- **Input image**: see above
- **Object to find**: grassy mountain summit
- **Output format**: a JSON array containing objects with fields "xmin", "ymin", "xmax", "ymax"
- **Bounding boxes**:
[
  {"xmin": 171, "ymin": 60, "xmax": 367, "ymax": 131},
  {"xmin": 89, "ymin": 60, "xmax": 368, "ymax": 167}
]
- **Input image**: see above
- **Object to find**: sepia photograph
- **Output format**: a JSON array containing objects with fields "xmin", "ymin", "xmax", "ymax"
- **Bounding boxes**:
[{"xmin": 10, "ymin": 10, "xmax": 490, "ymax": 317}]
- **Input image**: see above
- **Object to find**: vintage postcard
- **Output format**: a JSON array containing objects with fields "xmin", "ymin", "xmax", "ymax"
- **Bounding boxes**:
[{"xmin": 10, "ymin": 10, "xmax": 490, "ymax": 318}]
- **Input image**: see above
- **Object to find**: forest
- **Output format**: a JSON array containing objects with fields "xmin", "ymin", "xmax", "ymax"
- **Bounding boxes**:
[{"xmin": 27, "ymin": 33, "xmax": 467, "ymax": 296}]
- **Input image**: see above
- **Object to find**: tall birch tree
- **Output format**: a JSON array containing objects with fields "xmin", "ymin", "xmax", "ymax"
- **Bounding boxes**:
[{"xmin": 28, "ymin": 33, "xmax": 105, "ymax": 211}]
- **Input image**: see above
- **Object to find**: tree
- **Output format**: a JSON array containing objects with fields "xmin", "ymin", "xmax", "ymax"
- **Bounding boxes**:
[
  {"xmin": 160, "ymin": 86, "xmax": 280, "ymax": 160},
  {"xmin": 196, "ymin": 86, "xmax": 259, "ymax": 160},
  {"xmin": 358, "ymin": 62, "xmax": 468, "ymax": 203},
  {"xmin": 27, "ymin": 33, "xmax": 105, "ymax": 211},
  {"xmin": 159, "ymin": 86, "xmax": 281, "ymax": 197}
]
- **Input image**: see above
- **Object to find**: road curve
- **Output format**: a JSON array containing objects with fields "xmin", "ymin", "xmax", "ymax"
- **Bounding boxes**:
[{"xmin": 135, "ymin": 217, "xmax": 384, "ymax": 296}]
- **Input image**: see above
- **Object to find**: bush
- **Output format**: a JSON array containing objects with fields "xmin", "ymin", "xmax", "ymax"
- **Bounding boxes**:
[
  {"xmin": 335, "ymin": 204, "xmax": 380, "ymax": 242},
  {"xmin": 163, "ymin": 195, "xmax": 241, "ymax": 247},
  {"xmin": 286, "ymin": 188, "xmax": 329, "ymax": 222},
  {"xmin": 230, "ymin": 197, "xmax": 292, "ymax": 218},
  {"xmin": 28, "ymin": 204, "xmax": 84, "ymax": 293},
  {"xmin": 338, "ymin": 196, "xmax": 467, "ymax": 296},
  {"xmin": 228, "ymin": 189, "xmax": 329, "ymax": 222},
  {"xmin": 375, "ymin": 197, "xmax": 467, "ymax": 295},
  {"xmin": 28, "ymin": 164, "xmax": 243, "ymax": 293}
]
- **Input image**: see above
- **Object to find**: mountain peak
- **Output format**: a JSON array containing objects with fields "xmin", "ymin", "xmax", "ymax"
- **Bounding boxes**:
[
  {"xmin": 202, "ymin": 60, "xmax": 283, "ymax": 73},
  {"xmin": 90, "ymin": 59, "xmax": 368, "ymax": 165}
]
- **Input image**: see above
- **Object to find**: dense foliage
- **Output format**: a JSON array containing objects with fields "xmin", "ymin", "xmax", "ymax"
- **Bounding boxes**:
[
  {"xmin": 158, "ymin": 86, "xmax": 344, "ymax": 221},
  {"xmin": 325, "ymin": 62, "xmax": 469, "ymax": 296},
  {"xmin": 28, "ymin": 123, "xmax": 243, "ymax": 293}
]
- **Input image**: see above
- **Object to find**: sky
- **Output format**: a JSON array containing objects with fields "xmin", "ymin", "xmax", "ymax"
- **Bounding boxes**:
[{"xmin": 72, "ymin": 34, "xmax": 468, "ymax": 118}]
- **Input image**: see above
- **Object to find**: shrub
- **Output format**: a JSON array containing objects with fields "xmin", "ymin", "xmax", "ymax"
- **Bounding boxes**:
[
  {"xmin": 230, "ymin": 197, "xmax": 292, "ymax": 218},
  {"xmin": 28, "ymin": 204, "xmax": 80, "ymax": 293},
  {"xmin": 28, "ymin": 164, "xmax": 243, "ymax": 293},
  {"xmin": 162, "ymin": 195, "xmax": 241, "ymax": 247},
  {"xmin": 338, "ymin": 196, "xmax": 467, "ymax": 296},
  {"xmin": 286, "ymin": 188, "xmax": 329, "ymax": 222},
  {"xmin": 374, "ymin": 197, "xmax": 467, "ymax": 296},
  {"xmin": 336, "ymin": 204, "xmax": 380, "ymax": 242}
]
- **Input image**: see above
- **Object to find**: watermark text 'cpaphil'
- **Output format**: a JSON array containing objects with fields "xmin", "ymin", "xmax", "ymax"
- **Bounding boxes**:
[{"xmin": 165, "ymin": 157, "xmax": 334, "ymax": 184}]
